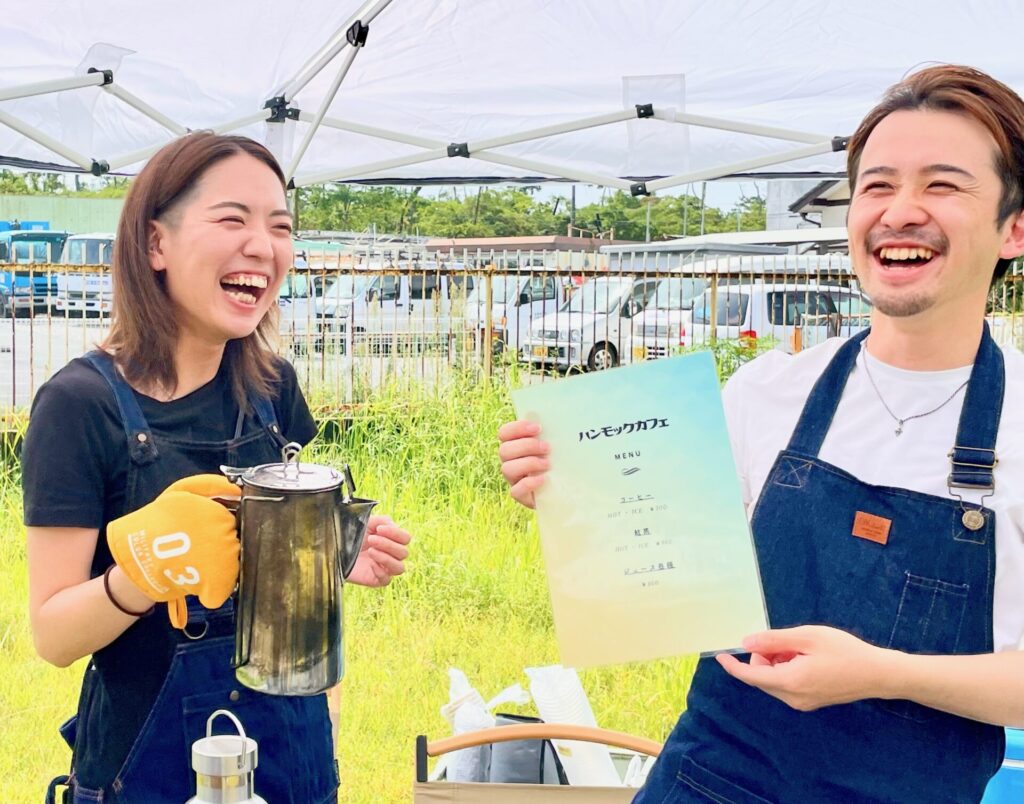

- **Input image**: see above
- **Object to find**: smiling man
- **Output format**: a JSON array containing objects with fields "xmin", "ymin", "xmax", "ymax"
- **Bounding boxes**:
[{"xmin": 499, "ymin": 65, "xmax": 1024, "ymax": 802}]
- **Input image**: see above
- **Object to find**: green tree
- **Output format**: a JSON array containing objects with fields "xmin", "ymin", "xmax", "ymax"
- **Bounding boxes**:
[{"xmin": 0, "ymin": 171, "xmax": 30, "ymax": 194}]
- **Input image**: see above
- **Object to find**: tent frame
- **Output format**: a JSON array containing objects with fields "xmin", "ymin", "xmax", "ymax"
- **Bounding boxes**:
[{"xmin": 0, "ymin": 0, "xmax": 848, "ymax": 192}]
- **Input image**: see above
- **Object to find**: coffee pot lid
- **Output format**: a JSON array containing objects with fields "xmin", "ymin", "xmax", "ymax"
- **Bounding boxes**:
[
  {"xmin": 233, "ymin": 443, "xmax": 352, "ymax": 495},
  {"xmin": 192, "ymin": 710, "xmax": 258, "ymax": 777}
]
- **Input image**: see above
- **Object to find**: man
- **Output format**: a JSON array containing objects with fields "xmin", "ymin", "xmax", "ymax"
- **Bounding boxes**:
[{"xmin": 498, "ymin": 65, "xmax": 1024, "ymax": 802}]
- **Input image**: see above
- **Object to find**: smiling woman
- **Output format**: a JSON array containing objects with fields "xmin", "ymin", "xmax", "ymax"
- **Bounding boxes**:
[
  {"xmin": 104, "ymin": 133, "xmax": 293, "ymax": 407},
  {"xmin": 20, "ymin": 131, "xmax": 412, "ymax": 802}
]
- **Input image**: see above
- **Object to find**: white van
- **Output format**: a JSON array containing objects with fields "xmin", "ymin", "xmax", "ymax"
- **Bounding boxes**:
[
  {"xmin": 686, "ymin": 282, "xmax": 872, "ymax": 352},
  {"xmin": 520, "ymin": 275, "xmax": 661, "ymax": 371},
  {"xmin": 463, "ymin": 273, "xmax": 570, "ymax": 355},
  {"xmin": 628, "ymin": 276, "xmax": 710, "ymax": 361},
  {"xmin": 292, "ymin": 265, "xmax": 475, "ymax": 354},
  {"xmin": 57, "ymin": 233, "xmax": 115, "ymax": 317}
]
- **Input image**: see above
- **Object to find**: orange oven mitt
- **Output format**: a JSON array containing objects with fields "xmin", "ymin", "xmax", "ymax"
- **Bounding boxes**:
[{"xmin": 106, "ymin": 474, "xmax": 241, "ymax": 629}]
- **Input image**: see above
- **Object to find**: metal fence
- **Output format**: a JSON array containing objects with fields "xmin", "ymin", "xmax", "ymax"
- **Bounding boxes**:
[{"xmin": 0, "ymin": 248, "xmax": 1021, "ymax": 418}]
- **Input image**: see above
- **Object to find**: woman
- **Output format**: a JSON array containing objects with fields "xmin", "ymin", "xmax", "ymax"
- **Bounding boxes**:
[{"xmin": 24, "ymin": 132, "xmax": 411, "ymax": 803}]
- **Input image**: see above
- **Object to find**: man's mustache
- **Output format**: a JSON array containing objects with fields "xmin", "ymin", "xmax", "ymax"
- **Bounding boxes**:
[{"xmin": 865, "ymin": 228, "xmax": 948, "ymax": 253}]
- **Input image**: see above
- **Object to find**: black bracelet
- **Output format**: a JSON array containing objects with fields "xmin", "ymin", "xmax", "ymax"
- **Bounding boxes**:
[{"xmin": 103, "ymin": 565, "xmax": 155, "ymax": 618}]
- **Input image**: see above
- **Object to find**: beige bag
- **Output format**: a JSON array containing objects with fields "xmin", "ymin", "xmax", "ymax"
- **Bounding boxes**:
[{"xmin": 413, "ymin": 723, "xmax": 662, "ymax": 803}]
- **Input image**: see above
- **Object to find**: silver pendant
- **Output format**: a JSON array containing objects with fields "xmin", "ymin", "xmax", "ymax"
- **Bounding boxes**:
[
  {"xmin": 962, "ymin": 509, "xmax": 985, "ymax": 531},
  {"xmin": 895, "ymin": 420, "xmax": 905, "ymax": 437}
]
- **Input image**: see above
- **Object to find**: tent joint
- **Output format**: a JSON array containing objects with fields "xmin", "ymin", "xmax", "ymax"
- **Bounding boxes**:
[
  {"xmin": 347, "ymin": 19, "xmax": 370, "ymax": 47},
  {"xmin": 635, "ymin": 103, "xmax": 654, "ymax": 119},
  {"xmin": 447, "ymin": 142, "xmax": 470, "ymax": 158},
  {"xmin": 832, "ymin": 135, "xmax": 850, "ymax": 152},
  {"xmin": 264, "ymin": 96, "xmax": 300, "ymax": 123},
  {"xmin": 87, "ymin": 67, "xmax": 114, "ymax": 86},
  {"xmin": 630, "ymin": 181, "xmax": 649, "ymax": 197},
  {"xmin": 90, "ymin": 159, "xmax": 109, "ymax": 176}
]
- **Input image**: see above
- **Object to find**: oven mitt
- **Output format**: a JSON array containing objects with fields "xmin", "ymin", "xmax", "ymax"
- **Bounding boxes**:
[{"xmin": 107, "ymin": 474, "xmax": 241, "ymax": 629}]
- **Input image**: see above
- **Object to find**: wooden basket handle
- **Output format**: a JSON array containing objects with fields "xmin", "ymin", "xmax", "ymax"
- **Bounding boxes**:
[{"xmin": 416, "ymin": 724, "xmax": 662, "ymax": 782}]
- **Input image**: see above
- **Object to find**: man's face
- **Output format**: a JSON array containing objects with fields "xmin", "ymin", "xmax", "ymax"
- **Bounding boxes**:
[{"xmin": 847, "ymin": 108, "xmax": 1024, "ymax": 321}]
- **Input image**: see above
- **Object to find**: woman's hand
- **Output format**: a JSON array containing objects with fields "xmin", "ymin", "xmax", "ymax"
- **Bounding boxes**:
[
  {"xmin": 105, "ymin": 474, "xmax": 241, "ymax": 626},
  {"xmin": 497, "ymin": 420, "xmax": 550, "ymax": 509},
  {"xmin": 346, "ymin": 514, "xmax": 411, "ymax": 588}
]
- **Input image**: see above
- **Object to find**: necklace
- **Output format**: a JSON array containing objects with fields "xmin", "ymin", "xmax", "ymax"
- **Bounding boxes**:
[{"xmin": 860, "ymin": 349, "xmax": 969, "ymax": 437}]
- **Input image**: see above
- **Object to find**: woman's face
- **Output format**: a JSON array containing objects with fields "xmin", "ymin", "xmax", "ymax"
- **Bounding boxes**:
[{"xmin": 148, "ymin": 153, "xmax": 293, "ymax": 345}]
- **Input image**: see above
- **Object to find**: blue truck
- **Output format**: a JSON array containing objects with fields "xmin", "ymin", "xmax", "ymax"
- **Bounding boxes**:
[{"xmin": 0, "ymin": 230, "xmax": 68, "ymax": 316}]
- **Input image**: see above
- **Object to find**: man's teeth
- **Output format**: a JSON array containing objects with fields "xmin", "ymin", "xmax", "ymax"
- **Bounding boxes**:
[
  {"xmin": 878, "ymin": 246, "xmax": 935, "ymax": 261},
  {"xmin": 225, "ymin": 289, "xmax": 257, "ymax": 304},
  {"xmin": 221, "ymin": 274, "xmax": 269, "ymax": 288}
]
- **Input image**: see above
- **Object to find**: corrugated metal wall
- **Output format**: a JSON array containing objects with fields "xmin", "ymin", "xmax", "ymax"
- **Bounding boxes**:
[{"xmin": 0, "ymin": 195, "xmax": 122, "ymax": 234}]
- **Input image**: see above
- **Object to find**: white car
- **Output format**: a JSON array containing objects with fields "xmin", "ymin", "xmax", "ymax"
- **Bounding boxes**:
[
  {"xmin": 464, "ymin": 273, "xmax": 570, "ymax": 355},
  {"xmin": 683, "ymin": 282, "xmax": 873, "ymax": 353},
  {"xmin": 290, "ymin": 267, "xmax": 474, "ymax": 354},
  {"xmin": 520, "ymin": 276, "xmax": 660, "ymax": 371},
  {"xmin": 628, "ymin": 276, "xmax": 709, "ymax": 361}
]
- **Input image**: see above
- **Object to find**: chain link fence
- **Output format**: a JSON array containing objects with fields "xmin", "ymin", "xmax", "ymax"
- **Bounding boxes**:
[{"xmin": 0, "ymin": 248, "xmax": 1020, "ymax": 418}]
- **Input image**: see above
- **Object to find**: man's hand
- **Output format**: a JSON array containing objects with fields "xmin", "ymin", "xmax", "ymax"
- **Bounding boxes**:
[
  {"xmin": 346, "ymin": 514, "xmax": 411, "ymax": 588},
  {"xmin": 497, "ymin": 420, "xmax": 550, "ymax": 509},
  {"xmin": 716, "ymin": 625, "xmax": 896, "ymax": 711}
]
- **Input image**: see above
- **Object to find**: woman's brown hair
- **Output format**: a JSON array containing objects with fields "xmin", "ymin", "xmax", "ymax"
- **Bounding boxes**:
[
  {"xmin": 847, "ymin": 65, "xmax": 1024, "ymax": 283},
  {"xmin": 102, "ymin": 132, "xmax": 286, "ymax": 408}
]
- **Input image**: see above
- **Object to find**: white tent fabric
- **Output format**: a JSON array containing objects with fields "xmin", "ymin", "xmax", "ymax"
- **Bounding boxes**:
[{"xmin": 3, "ymin": 0, "xmax": 1024, "ymax": 188}]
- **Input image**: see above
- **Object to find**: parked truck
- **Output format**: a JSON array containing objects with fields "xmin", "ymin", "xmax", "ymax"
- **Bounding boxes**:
[{"xmin": 0, "ymin": 230, "xmax": 68, "ymax": 315}]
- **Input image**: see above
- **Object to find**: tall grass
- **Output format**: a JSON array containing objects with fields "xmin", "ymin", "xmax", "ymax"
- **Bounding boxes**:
[{"xmin": 0, "ymin": 364, "xmax": 713, "ymax": 803}]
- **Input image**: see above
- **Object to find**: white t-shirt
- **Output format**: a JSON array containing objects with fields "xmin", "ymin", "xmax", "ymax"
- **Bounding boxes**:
[{"xmin": 723, "ymin": 338, "xmax": 1024, "ymax": 652}]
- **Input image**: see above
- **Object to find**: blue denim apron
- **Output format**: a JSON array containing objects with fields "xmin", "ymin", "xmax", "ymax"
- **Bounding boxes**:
[
  {"xmin": 47, "ymin": 351, "xmax": 338, "ymax": 804},
  {"xmin": 635, "ymin": 328, "xmax": 1005, "ymax": 804}
]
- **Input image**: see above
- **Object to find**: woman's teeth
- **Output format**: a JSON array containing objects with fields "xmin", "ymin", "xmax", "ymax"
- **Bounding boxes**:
[{"xmin": 221, "ymin": 274, "xmax": 268, "ymax": 305}]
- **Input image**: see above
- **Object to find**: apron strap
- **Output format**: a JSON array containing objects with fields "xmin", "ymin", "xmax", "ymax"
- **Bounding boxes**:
[
  {"xmin": 249, "ymin": 395, "xmax": 289, "ymax": 449},
  {"xmin": 83, "ymin": 350, "xmax": 158, "ymax": 466},
  {"xmin": 784, "ymin": 329, "xmax": 868, "ymax": 457},
  {"xmin": 948, "ymin": 322, "xmax": 1004, "ymax": 490},
  {"xmin": 784, "ymin": 324, "xmax": 1004, "ymax": 478}
]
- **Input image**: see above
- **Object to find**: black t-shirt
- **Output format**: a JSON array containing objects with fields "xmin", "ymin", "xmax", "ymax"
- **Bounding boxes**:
[
  {"xmin": 23, "ymin": 354, "xmax": 317, "ymax": 534},
  {"xmin": 20, "ymin": 353, "xmax": 317, "ymax": 787}
]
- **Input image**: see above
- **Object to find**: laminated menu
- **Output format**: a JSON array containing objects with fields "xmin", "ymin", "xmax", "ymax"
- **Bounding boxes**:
[{"xmin": 512, "ymin": 351, "xmax": 768, "ymax": 668}]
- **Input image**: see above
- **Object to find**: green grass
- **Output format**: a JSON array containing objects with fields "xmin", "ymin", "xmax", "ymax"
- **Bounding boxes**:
[{"xmin": 0, "ymin": 366, "xmax": 703, "ymax": 803}]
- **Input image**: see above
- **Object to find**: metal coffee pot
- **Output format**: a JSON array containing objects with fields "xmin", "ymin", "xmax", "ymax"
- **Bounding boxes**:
[{"xmin": 219, "ymin": 443, "xmax": 377, "ymax": 696}]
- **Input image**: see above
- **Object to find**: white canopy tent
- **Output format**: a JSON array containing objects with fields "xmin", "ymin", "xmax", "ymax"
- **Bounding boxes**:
[{"xmin": 3, "ymin": 0, "xmax": 1024, "ymax": 194}]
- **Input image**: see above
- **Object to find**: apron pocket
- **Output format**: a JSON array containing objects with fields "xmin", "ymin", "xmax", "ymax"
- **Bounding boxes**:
[
  {"xmin": 883, "ymin": 572, "xmax": 969, "ymax": 722},
  {"xmin": 673, "ymin": 755, "xmax": 774, "ymax": 804}
]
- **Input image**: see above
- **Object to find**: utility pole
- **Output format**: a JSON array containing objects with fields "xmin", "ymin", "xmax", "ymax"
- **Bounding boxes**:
[{"xmin": 699, "ymin": 181, "xmax": 707, "ymax": 236}]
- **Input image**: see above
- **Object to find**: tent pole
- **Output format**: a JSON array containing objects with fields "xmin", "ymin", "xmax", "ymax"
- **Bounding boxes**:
[
  {"xmin": 646, "ymin": 141, "xmax": 837, "ymax": 192},
  {"xmin": 295, "ymin": 146, "xmax": 450, "ymax": 185},
  {"xmin": 287, "ymin": 39, "xmax": 363, "ymax": 181},
  {"xmin": 0, "ymin": 109, "xmax": 93, "ymax": 171},
  {"xmin": 299, "ymin": 111, "xmax": 443, "ymax": 149},
  {"xmin": 103, "ymin": 84, "xmax": 188, "ymax": 135},
  {"xmin": 661, "ymin": 110, "xmax": 829, "ymax": 144},
  {"xmin": 472, "ymin": 152, "xmax": 636, "ymax": 192},
  {"xmin": 277, "ymin": 0, "xmax": 398, "ymax": 102},
  {"xmin": 211, "ymin": 109, "xmax": 276, "ymax": 135},
  {"xmin": 469, "ymin": 110, "xmax": 636, "ymax": 152},
  {"xmin": 0, "ymin": 73, "xmax": 107, "ymax": 103},
  {"xmin": 106, "ymin": 109, "xmax": 276, "ymax": 171}
]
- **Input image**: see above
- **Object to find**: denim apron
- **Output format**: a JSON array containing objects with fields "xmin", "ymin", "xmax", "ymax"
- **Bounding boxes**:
[
  {"xmin": 635, "ymin": 328, "xmax": 1005, "ymax": 804},
  {"xmin": 46, "ymin": 350, "xmax": 338, "ymax": 804}
]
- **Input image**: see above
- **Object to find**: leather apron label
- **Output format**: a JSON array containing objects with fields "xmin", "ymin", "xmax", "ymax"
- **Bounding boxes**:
[{"xmin": 852, "ymin": 511, "xmax": 892, "ymax": 545}]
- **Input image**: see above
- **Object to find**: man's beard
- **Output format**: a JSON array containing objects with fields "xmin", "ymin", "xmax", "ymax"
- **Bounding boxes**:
[{"xmin": 869, "ymin": 290, "xmax": 935, "ymax": 318}]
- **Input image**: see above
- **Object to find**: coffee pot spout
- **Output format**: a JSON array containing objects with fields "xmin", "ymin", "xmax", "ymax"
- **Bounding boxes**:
[{"xmin": 337, "ymin": 497, "xmax": 378, "ymax": 580}]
